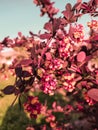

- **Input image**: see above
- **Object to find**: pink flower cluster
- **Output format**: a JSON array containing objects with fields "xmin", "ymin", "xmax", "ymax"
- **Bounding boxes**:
[
  {"xmin": 41, "ymin": 73, "xmax": 57, "ymax": 95},
  {"xmin": 73, "ymin": 24, "xmax": 84, "ymax": 40},
  {"xmin": 46, "ymin": 114, "xmax": 56, "ymax": 128},
  {"xmin": 87, "ymin": 20, "xmax": 98, "ymax": 30},
  {"xmin": 48, "ymin": 58, "xmax": 64, "ymax": 70},
  {"xmin": 62, "ymin": 73, "xmax": 76, "ymax": 92},
  {"xmin": 23, "ymin": 96, "xmax": 41, "ymax": 118},
  {"xmin": 59, "ymin": 37, "xmax": 73, "ymax": 58}
]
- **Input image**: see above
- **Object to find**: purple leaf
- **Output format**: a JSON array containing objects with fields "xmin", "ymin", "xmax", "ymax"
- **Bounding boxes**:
[
  {"xmin": 22, "ymin": 71, "xmax": 31, "ymax": 78},
  {"xmin": 28, "ymin": 77, "xmax": 35, "ymax": 86},
  {"xmin": 87, "ymin": 88, "xmax": 98, "ymax": 102},
  {"xmin": 15, "ymin": 66, "xmax": 22, "ymax": 77},
  {"xmin": 1, "ymin": 85, "xmax": 15, "ymax": 95},
  {"xmin": 16, "ymin": 79, "xmax": 23, "ymax": 88}
]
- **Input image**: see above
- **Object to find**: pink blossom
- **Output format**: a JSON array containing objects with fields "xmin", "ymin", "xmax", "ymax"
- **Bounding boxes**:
[
  {"xmin": 87, "ymin": 58, "xmax": 98, "ymax": 72},
  {"xmin": 59, "ymin": 37, "xmax": 73, "ymax": 58},
  {"xmin": 63, "ymin": 73, "xmax": 75, "ymax": 92},
  {"xmin": 23, "ymin": 96, "xmax": 42, "ymax": 118},
  {"xmin": 48, "ymin": 58, "xmax": 64, "ymax": 70},
  {"xmin": 41, "ymin": 73, "xmax": 57, "ymax": 95},
  {"xmin": 87, "ymin": 20, "xmax": 98, "ymax": 30},
  {"xmin": 73, "ymin": 24, "xmax": 84, "ymax": 40}
]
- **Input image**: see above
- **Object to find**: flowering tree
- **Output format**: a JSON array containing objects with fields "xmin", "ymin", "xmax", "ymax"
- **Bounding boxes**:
[{"xmin": 0, "ymin": 0, "xmax": 98, "ymax": 129}]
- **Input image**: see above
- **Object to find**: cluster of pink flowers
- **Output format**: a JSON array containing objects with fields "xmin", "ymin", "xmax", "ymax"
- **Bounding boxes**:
[
  {"xmin": 46, "ymin": 114, "xmax": 56, "ymax": 128},
  {"xmin": 73, "ymin": 24, "xmax": 84, "ymax": 40},
  {"xmin": 23, "ymin": 96, "xmax": 42, "ymax": 118},
  {"xmin": 41, "ymin": 73, "xmax": 57, "ymax": 95},
  {"xmin": 62, "ymin": 73, "xmax": 76, "ymax": 92},
  {"xmin": 48, "ymin": 58, "xmax": 64, "ymax": 70},
  {"xmin": 59, "ymin": 37, "xmax": 73, "ymax": 58},
  {"xmin": 87, "ymin": 20, "xmax": 98, "ymax": 30}
]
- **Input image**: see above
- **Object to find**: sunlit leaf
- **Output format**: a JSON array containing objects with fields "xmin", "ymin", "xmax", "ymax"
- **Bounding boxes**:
[
  {"xmin": 77, "ymin": 51, "xmax": 86, "ymax": 62},
  {"xmin": 87, "ymin": 88, "xmax": 98, "ymax": 102}
]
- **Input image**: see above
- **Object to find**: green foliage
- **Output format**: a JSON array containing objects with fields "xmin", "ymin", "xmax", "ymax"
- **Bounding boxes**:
[{"xmin": 0, "ymin": 104, "xmax": 31, "ymax": 130}]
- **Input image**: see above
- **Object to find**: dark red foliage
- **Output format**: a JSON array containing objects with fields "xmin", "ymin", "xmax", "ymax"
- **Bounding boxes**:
[
  {"xmin": 15, "ymin": 66, "xmax": 22, "ymax": 77},
  {"xmin": 20, "ymin": 59, "xmax": 33, "ymax": 66},
  {"xmin": 23, "ymin": 96, "xmax": 42, "ymax": 118}
]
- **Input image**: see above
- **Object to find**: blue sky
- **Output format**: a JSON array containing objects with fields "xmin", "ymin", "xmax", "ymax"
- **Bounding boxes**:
[{"xmin": 0, "ymin": 0, "xmax": 95, "ymax": 40}]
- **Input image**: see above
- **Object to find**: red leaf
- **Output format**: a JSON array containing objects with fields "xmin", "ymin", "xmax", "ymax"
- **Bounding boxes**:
[
  {"xmin": 87, "ymin": 88, "xmax": 98, "ymax": 102},
  {"xmin": 69, "ymin": 25, "xmax": 74, "ymax": 39},
  {"xmin": 40, "ymin": 33, "xmax": 52, "ymax": 39},
  {"xmin": 18, "ymin": 32, "xmax": 22, "ymax": 37},
  {"xmin": 66, "ymin": 3, "xmax": 72, "ymax": 11},
  {"xmin": 77, "ymin": 0, "xmax": 82, "ymax": 3},
  {"xmin": 15, "ymin": 66, "xmax": 22, "ymax": 77},
  {"xmin": 91, "ymin": 34, "xmax": 98, "ymax": 41},
  {"xmin": 77, "ymin": 51, "xmax": 86, "ymax": 62},
  {"xmin": 20, "ymin": 59, "xmax": 33, "ymax": 66},
  {"xmin": 41, "ymin": 0, "xmax": 50, "ymax": 5},
  {"xmin": 44, "ymin": 22, "xmax": 52, "ymax": 32},
  {"xmin": 1, "ymin": 85, "xmax": 15, "ymax": 95},
  {"xmin": 72, "ymin": 2, "xmax": 81, "ymax": 11},
  {"xmin": 95, "ymin": 0, "xmax": 98, "ymax": 5},
  {"xmin": 45, "ymin": 52, "xmax": 52, "ymax": 60},
  {"xmin": 62, "ymin": 10, "xmax": 74, "ymax": 21},
  {"xmin": 53, "ymin": 18, "xmax": 61, "ymax": 35},
  {"xmin": 22, "ymin": 71, "xmax": 31, "ymax": 78}
]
